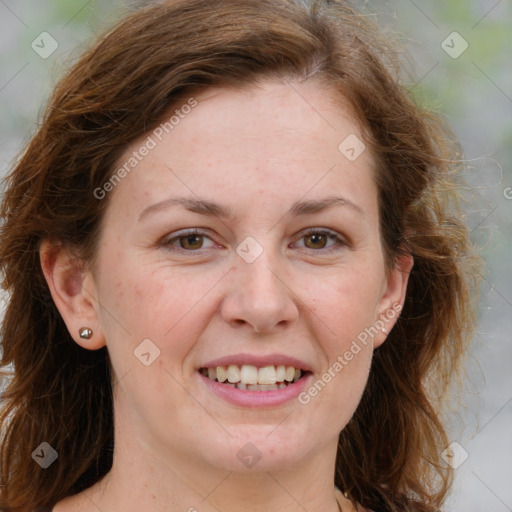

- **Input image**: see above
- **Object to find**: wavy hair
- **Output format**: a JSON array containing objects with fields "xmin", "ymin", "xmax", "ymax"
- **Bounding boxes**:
[{"xmin": 0, "ymin": 0, "xmax": 480, "ymax": 510}]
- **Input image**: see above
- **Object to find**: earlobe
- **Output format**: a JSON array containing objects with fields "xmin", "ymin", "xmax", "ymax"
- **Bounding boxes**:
[
  {"xmin": 374, "ymin": 252, "xmax": 414, "ymax": 348},
  {"xmin": 39, "ymin": 239, "xmax": 106, "ymax": 350}
]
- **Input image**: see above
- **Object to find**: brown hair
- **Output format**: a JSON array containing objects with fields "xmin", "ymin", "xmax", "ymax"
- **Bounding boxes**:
[{"xmin": 0, "ymin": 1, "xmax": 480, "ymax": 510}]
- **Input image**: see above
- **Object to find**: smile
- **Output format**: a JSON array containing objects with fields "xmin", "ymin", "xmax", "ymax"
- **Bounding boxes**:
[{"xmin": 199, "ymin": 364, "xmax": 304, "ymax": 391}]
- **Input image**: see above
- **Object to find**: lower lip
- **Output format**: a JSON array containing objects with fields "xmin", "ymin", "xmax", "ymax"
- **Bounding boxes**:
[{"xmin": 198, "ymin": 372, "xmax": 312, "ymax": 407}]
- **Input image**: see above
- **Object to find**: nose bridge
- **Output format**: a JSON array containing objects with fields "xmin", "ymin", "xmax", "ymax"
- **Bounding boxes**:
[
  {"xmin": 241, "ymin": 248, "xmax": 283, "ymax": 299},
  {"xmin": 221, "ymin": 236, "xmax": 298, "ymax": 332}
]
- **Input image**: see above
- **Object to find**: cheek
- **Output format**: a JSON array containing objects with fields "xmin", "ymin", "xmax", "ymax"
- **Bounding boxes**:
[
  {"xmin": 305, "ymin": 266, "xmax": 383, "ymax": 345},
  {"xmin": 298, "ymin": 266, "xmax": 381, "ymax": 412},
  {"xmin": 95, "ymin": 252, "xmax": 220, "ymax": 368},
  {"xmin": 95, "ymin": 256, "xmax": 204, "ymax": 410}
]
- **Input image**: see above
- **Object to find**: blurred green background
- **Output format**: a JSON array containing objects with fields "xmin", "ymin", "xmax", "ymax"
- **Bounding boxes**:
[{"xmin": 0, "ymin": 1, "xmax": 511, "ymax": 510}]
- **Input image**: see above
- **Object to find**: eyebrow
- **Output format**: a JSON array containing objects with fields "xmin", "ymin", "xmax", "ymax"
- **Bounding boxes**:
[{"xmin": 138, "ymin": 195, "xmax": 364, "ymax": 222}]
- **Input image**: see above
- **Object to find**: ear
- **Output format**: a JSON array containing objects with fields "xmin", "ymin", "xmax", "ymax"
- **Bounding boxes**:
[
  {"xmin": 373, "ymin": 252, "xmax": 414, "ymax": 348},
  {"xmin": 39, "ymin": 239, "xmax": 106, "ymax": 350}
]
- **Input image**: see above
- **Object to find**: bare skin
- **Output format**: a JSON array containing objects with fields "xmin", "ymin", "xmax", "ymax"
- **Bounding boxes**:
[{"xmin": 42, "ymin": 79, "xmax": 411, "ymax": 512}]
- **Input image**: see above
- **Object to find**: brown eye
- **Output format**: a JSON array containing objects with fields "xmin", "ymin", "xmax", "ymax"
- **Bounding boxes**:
[
  {"xmin": 293, "ymin": 228, "xmax": 347, "ymax": 254},
  {"xmin": 303, "ymin": 232, "xmax": 328, "ymax": 249},
  {"xmin": 162, "ymin": 229, "xmax": 216, "ymax": 252},
  {"xmin": 179, "ymin": 234, "xmax": 204, "ymax": 250}
]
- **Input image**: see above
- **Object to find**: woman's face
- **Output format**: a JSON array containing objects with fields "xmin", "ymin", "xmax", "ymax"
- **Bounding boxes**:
[{"xmin": 83, "ymin": 80, "xmax": 409, "ymax": 474}]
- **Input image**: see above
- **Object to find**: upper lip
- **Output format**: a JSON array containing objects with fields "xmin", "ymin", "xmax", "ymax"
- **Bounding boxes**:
[{"xmin": 199, "ymin": 353, "xmax": 312, "ymax": 372}]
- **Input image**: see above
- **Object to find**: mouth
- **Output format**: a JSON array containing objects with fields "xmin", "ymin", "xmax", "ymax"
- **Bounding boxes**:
[{"xmin": 199, "ymin": 364, "xmax": 309, "ymax": 391}]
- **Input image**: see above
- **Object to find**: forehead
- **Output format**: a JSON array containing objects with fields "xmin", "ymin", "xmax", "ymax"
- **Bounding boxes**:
[
  {"xmin": 104, "ymin": 80, "xmax": 377, "ymax": 224},
  {"xmin": 180, "ymin": 80, "xmax": 365, "ymax": 147}
]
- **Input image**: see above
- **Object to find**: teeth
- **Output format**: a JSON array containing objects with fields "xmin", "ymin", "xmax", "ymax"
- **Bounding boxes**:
[
  {"xmin": 202, "ymin": 364, "xmax": 304, "ymax": 387},
  {"xmin": 247, "ymin": 384, "xmax": 279, "ymax": 391},
  {"xmin": 216, "ymin": 366, "xmax": 227, "ymax": 383},
  {"xmin": 240, "ymin": 364, "xmax": 258, "ymax": 385},
  {"xmin": 258, "ymin": 365, "xmax": 277, "ymax": 385},
  {"xmin": 227, "ymin": 365, "xmax": 241, "ymax": 383}
]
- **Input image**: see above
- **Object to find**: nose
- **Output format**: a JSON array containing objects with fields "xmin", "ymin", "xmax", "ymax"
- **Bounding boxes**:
[{"xmin": 220, "ymin": 248, "xmax": 299, "ymax": 334}]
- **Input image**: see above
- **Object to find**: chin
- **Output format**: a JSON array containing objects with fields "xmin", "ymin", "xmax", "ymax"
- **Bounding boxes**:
[{"xmin": 196, "ymin": 425, "xmax": 316, "ymax": 473}]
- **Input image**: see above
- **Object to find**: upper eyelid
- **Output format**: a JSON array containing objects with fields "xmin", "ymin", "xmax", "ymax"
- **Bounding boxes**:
[{"xmin": 164, "ymin": 227, "xmax": 342, "ymax": 240}]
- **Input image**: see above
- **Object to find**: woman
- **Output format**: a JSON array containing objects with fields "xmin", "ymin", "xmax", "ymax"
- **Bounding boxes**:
[{"xmin": 0, "ymin": 0, "xmax": 480, "ymax": 511}]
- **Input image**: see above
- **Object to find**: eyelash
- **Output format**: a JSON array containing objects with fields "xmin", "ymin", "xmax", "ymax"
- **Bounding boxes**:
[{"xmin": 161, "ymin": 228, "xmax": 348, "ymax": 254}]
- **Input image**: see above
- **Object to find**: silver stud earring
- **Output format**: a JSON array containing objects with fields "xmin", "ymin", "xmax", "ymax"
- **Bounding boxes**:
[
  {"xmin": 79, "ymin": 327, "xmax": 93, "ymax": 340},
  {"xmin": 382, "ymin": 327, "xmax": 389, "ymax": 335}
]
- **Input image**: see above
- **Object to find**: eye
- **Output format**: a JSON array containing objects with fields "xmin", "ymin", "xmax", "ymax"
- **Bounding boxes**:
[
  {"xmin": 160, "ymin": 227, "xmax": 348, "ymax": 254},
  {"xmin": 161, "ymin": 229, "xmax": 217, "ymax": 252},
  {"xmin": 293, "ymin": 228, "xmax": 348, "ymax": 253}
]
